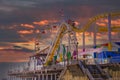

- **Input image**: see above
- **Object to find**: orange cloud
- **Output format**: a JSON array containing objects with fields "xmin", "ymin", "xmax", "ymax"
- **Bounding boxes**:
[
  {"xmin": 33, "ymin": 20, "xmax": 49, "ymax": 26},
  {"xmin": 21, "ymin": 24, "xmax": 34, "ymax": 28},
  {"xmin": 33, "ymin": 20, "xmax": 57, "ymax": 26},
  {"xmin": 35, "ymin": 30, "xmax": 40, "ymax": 33},
  {"xmin": 0, "ymin": 50, "xmax": 32, "ymax": 62},
  {"xmin": 96, "ymin": 22, "xmax": 107, "ymax": 27},
  {"xmin": 97, "ymin": 19, "xmax": 120, "ymax": 27},
  {"xmin": 17, "ymin": 30, "xmax": 33, "ymax": 34}
]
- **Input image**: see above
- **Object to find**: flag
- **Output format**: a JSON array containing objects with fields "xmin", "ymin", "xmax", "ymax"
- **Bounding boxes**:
[
  {"xmin": 108, "ymin": 42, "xmax": 112, "ymax": 50},
  {"xmin": 59, "ymin": 53, "xmax": 63, "ymax": 62},
  {"xmin": 101, "ymin": 43, "xmax": 108, "ymax": 47},
  {"xmin": 53, "ymin": 26, "xmax": 57, "ymax": 28},
  {"xmin": 67, "ymin": 51, "xmax": 71, "ymax": 60},
  {"xmin": 63, "ymin": 44, "xmax": 66, "ymax": 55},
  {"xmin": 54, "ymin": 55, "xmax": 57, "ymax": 63},
  {"xmin": 73, "ymin": 50, "xmax": 77, "ymax": 56},
  {"xmin": 54, "ymin": 55, "xmax": 57, "ymax": 61},
  {"xmin": 83, "ymin": 48, "xmax": 85, "ymax": 52},
  {"xmin": 57, "ymin": 45, "xmax": 60, "ymax": 54},
  {"xmin": 58, "ymin": 44, "xmax": 63, "ymax": 62},
  {"xmin": 93, "ymin": 45, "xmax": 101, "ymax": 49},
  {"xmin": 73, "ymin": 50, "xmax": 77, "ymax": 59},
  {"xmin": 35, "ymin": 42, "xmax": 39, "ymax": 45}
]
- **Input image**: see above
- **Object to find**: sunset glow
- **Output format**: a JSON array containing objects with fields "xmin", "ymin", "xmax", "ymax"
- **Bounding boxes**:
[{"xmin": 0, "ymin": 0, "xmax": 120, "ymax": 63}]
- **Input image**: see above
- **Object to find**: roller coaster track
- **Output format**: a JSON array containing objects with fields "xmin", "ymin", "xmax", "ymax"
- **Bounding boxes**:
[
  {"xmin": 45, "ymin": 12, "xmax": 120, "ymax": 65},
  {"xmin": 98, "ymin": 26, "xmax": 120, "ymax": 32},
  {"xmin": 71, "ymin": 12, "xmax": 120, "ymax": 32},
  {"xmin": 45, "ymin": 23, "xmax": 67, "ymax": 65}
]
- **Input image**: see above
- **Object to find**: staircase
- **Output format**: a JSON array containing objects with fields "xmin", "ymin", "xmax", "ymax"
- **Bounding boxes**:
[
  {"xmin": 56, "ymin": 69, "xmax": 63, "ymax": 80},
  {"xmin": 67, "ymin": 64, "xmax": 88, "ymax": 80},
  {"xmin": 87, "ymin": 65, "xmax": 104, "ymax": 80},
  {"xmin": 79, "ymin": 61, "xmax": 111, "ymax": 80}
]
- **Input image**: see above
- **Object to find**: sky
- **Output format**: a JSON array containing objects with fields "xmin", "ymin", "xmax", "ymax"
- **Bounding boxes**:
[{"xmin": 0, "ymin": 0, "xmax": 120, "ymax": 79}]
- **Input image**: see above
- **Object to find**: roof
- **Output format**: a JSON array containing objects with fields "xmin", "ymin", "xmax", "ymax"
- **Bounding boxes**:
[{"xmin": 31, "ymin": 46, "xmax": 49, "ymax": 57}]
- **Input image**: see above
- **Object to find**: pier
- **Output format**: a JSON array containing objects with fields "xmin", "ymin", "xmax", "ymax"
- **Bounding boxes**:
[{"xmin": 8, "ymin": 12, "xmax": 120, "ymax": 80}]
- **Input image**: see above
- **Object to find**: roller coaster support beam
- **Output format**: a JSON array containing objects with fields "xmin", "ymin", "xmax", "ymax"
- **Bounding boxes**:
[{"xmin": 108, "ymin": 14, "xmax": 112, "ymax": 51}]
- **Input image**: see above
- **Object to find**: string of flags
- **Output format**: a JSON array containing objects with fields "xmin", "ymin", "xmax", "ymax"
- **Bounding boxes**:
[{"xmin": 53, "ymin": 44, "xmax": 77, "ymax": 64}]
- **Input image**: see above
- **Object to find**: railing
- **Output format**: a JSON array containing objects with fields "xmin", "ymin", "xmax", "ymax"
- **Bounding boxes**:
[
  {"xmin": 79, "ymin": 61, "xmax": 94, "ymax": 80},
  {"xmin": 78, "ymin": 57, "xmax": 120, "ymax": 65},
  {"xmin": 57, "ymin": 67, "xmax": 67, "ymax": 80},
  {"xmin": 94, "ymin": 59, "xmax": 112, "ymax": 80}
]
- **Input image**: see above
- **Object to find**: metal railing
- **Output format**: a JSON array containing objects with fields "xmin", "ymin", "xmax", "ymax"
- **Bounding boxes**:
[
  {"xmin": 79, "ymin": 61, "xmax": 94, "ymax": 80},
  {"xmin": 94, "ymin": 59, "xmax": 112, "ymax": 80}
]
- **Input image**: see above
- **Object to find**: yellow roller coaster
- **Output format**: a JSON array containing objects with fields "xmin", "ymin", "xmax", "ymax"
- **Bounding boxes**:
[
  {"xmin": 45, "ymin": 12, "xmax": 120, "ymax": 65},
  {"xmin": 71, "ymin": 12, "xmax": 120, "ymax": 32}
]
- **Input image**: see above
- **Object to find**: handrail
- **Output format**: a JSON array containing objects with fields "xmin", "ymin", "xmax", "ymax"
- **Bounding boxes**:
[
  {"xmin": 57, "ymin": 67, "xmax": 67, "ymax": 80},
  {"xmin": 79, "ymin": 61, "xmax": 94, "ymax": 80},
  {"xmin": 71, "ymin": 12, "xmax": 120, "ymax": 32},
  {"xmin": 94, "ymin": 59, "xmax": 112, "ymax": 80}
]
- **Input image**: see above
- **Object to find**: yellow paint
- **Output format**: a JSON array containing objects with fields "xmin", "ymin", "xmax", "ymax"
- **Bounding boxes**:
[{"xmin": 108, "ymin": 42, "xmax": 112, "ymax": 51}]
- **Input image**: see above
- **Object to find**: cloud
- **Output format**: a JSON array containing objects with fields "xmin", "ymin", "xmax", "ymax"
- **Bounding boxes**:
[
  {"xmin": 33, "ymin": 20, "xmax": 57, "ymax": 26},
  {"xmin": 0, "ymin": 5, "xmax": 16, "ymax": 12},
  {"xmin": 0, "ymin": 44, "xmax": 33, "ymax": 62},
  {"xmin": 0, "ymin": 49, "xmax": 32, "ymax": 62},
  {"xmin": 17, "ymin": 30, "xmax": 34, "ymax": 34},
  {"xmin": 1, "ymin": 0, "xmax": 36, "ymax": 8},
  {"xmin": 0, "ymin": 29, "xmax": 28, "ymax": 42},
  {"xmin": 21, "ymin": 24, "xmax": 34, "ymax": 28},
  {"xmin": 0, "ymin": 0, "xmax": 120, "ymax": 63}
]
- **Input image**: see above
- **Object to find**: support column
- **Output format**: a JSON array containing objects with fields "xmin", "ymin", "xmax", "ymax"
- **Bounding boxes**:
[
  {"xmin": 13, "ymin": 76, "xmax": 15, "ymax": 80},
  {"xmin": 93, "ymin": 25, "xmax": 97, "ymax": 48},
  {"xmin": 8, "ymin": 76, "xmax": 11, "ymax": 80},
  {"xmin": 32, "ymin": 77, "xmax": 34, "ymax": 80},
  {"xmin": 82, "ymin": 32, "xmax": 85, "ymax": 52},
  {"xmin": 108, "ymin": 13, "xmax": 112, "ymax": 50},
  {"xmin": 55, "ymin": 74, "xmax": 56, "ymax": 80},
  {"xmin": 42, "ymin": 74, "xmax": 44, "ymax": 80},
  {"xmin": 38, "ymin": 75, "xmax": 40, "ymax": 80},
  {"xmin": 24, "ymin": 77, "xmax": 27, "ymax": 80},
  {"xmin": 19, "ymin": 77, "xmax": 21, "ymax": 80},
  {"xmin": 46, "ymin": 75, "xmax": 48, "ymax": 80},
  {"xmin": 51, "ymin": 74, "xmax": 53, "ymax": 80}
]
